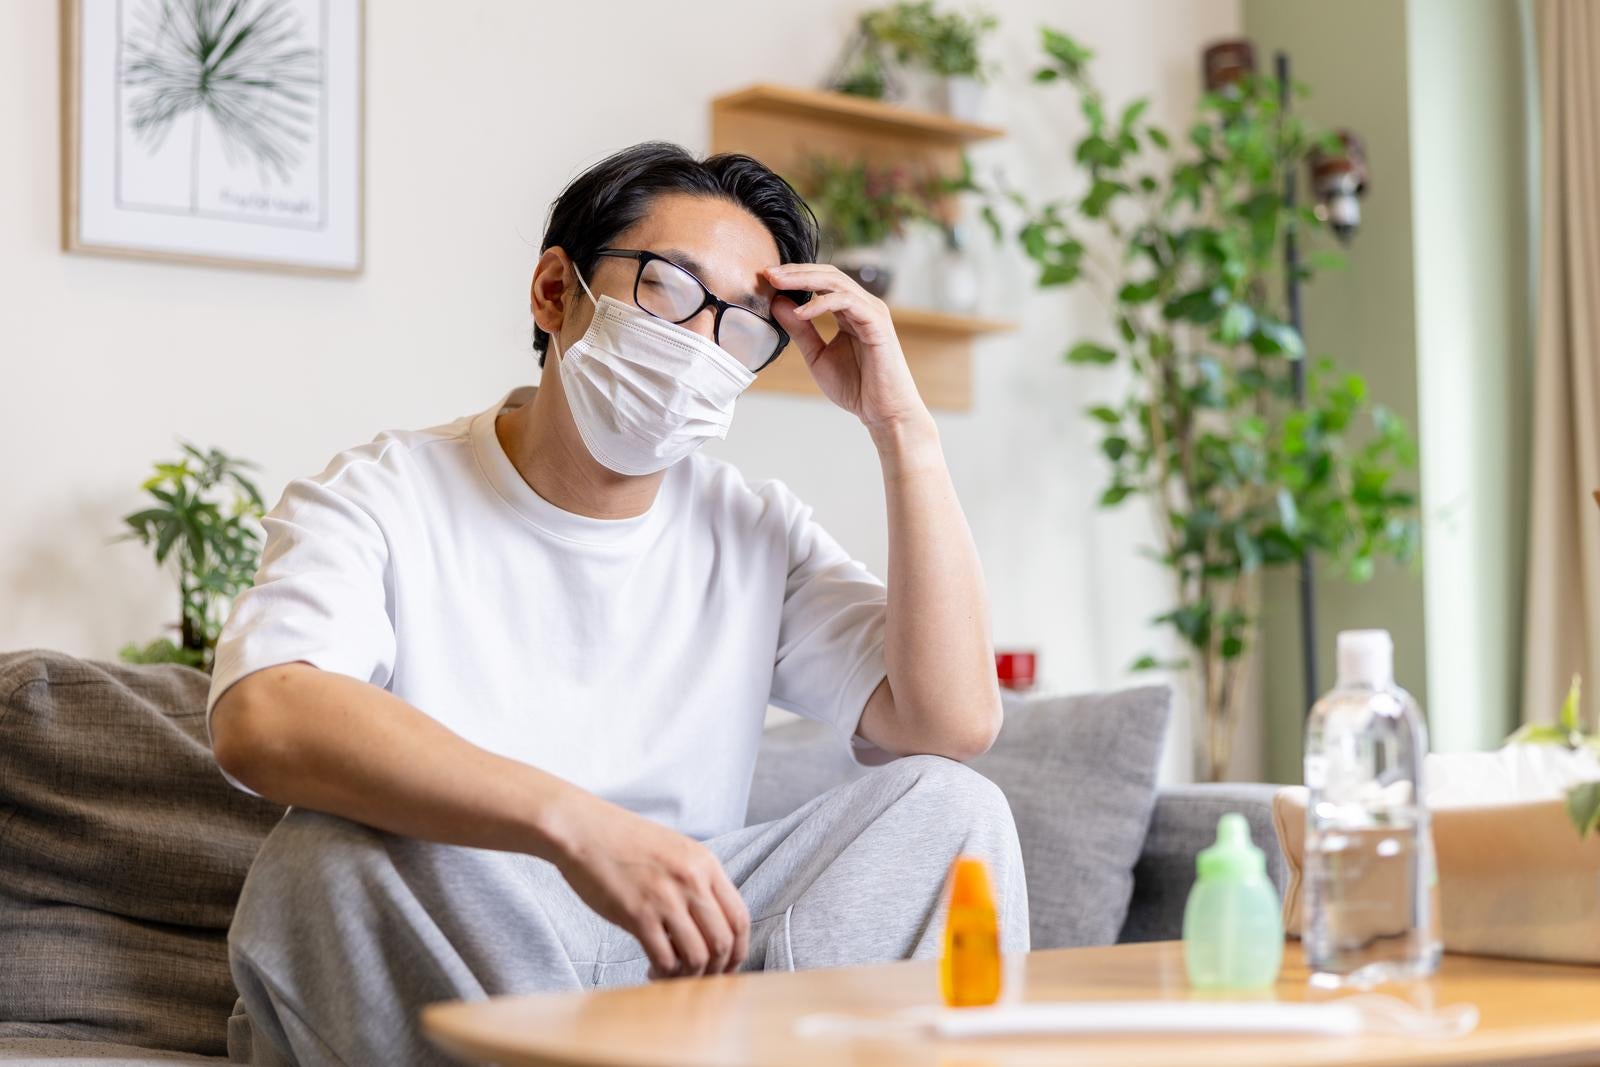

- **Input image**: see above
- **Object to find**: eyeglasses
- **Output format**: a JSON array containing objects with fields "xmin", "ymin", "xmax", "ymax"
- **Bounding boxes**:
[{"xmin": 593, "ymin": 248, "xmax": 789, "ymax": 372}]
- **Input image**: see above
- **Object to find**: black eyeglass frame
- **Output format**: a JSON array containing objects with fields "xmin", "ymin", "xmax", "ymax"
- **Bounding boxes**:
[{"xmin": 593, "ymin": 248, "xmax": 792, "ymax": 372}]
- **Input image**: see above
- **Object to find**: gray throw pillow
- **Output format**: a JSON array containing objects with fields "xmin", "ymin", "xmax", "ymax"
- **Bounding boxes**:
[
  {"xmin": 0, "ymin": 650, "xmax": 285, "ymax": 1056},
  {"xmin": 746, "ymin": 685, "xmax": 1171, "ymax": 950}
]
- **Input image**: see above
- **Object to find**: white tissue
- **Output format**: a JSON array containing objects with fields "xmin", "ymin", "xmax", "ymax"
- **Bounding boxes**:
[
  {"xmin": 794, "ymin": 995, "xmax": 1478, "ymax": 1041},
  {"xmin": 1425, "ymin": 745, "xmax": 1600, "ymax": 809}
]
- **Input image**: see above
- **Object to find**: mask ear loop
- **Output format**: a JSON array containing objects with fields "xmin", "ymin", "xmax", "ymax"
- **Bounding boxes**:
[{"xmin": 548, "ymin": 258, "xmax": 597, "ymax": 365}]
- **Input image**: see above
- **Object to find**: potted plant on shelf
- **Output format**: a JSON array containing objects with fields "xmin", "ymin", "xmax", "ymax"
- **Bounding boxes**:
[
  {"xmin": 966, "ymin": 30, "xmax": 1420, "ymax": 781},
  {"xmin": 794, "ymin": 155, "xmax": 940, "ymax": 300},
  {"xmin": 829, "ymin": 1, "xmax": 996, "ymax": 120},
  {"xmin": 114, "ymin": 441, "xmax": 265, "ymax": 672}
]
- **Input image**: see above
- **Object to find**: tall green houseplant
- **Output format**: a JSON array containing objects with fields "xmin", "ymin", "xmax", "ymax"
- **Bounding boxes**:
[
  {"xmin": 116, "ymin": 441, "xmax": 266, "ymax": 672},
  {"xmin": 984, "ymin": 31, "xmax": 1420, "ymax": 780}
]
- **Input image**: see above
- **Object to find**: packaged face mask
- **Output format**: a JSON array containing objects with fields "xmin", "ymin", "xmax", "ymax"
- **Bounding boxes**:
[{"xmin": 554, "ymin": 262, "xmax": 755, "ymax": 476}]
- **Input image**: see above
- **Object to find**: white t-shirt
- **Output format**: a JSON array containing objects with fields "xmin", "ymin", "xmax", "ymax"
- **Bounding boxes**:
[{"xmin": 206, "ymin": 385, "xmax": 890, "ymax": 840}]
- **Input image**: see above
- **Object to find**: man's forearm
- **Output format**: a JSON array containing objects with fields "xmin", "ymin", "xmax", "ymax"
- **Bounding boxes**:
[
  {"xmin": 213, "ymin": 662, "xmax": 589, "ymax": 861},
  {"xmin": 868, "ymin": 411, "xmax": 1002, "ymax": 756}
]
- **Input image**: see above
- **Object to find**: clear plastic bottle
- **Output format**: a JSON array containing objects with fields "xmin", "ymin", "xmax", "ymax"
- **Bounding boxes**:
[{"xmin": 1303, "ymin": 629, "xmax": 1442, "ymax": 987}]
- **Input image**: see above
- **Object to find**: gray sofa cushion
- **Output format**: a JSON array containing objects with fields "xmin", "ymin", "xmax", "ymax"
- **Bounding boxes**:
[
  {"xmin": 0, "ymin": 1038, "xmax": 223, "ymax": 1064},
  {"xmin": 747, "ymin": 685, "xmax": 1171, "ymax": 950},
  {"xmin": 1117, "ymin": 782, "xmax": 1289, "ymax": 944},
  {"xmin": 0, "ymin": 651, "xmax": 285, "ymax": 1057}
]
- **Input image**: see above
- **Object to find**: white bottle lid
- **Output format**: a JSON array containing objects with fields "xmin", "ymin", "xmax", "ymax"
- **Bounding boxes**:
[{"xmin": 1336, "ymin": 629, "xmax": 1394, "ymax": 688}]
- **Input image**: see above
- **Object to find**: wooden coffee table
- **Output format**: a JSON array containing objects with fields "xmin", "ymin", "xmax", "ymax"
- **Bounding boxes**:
[{"xmin": 420, "ymin": 940, "xmax": 1600, "ymax": 1067}]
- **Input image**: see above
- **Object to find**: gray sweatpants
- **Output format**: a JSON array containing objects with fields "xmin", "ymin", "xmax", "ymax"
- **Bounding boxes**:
[{"xmin": 226, "ymin": 754, "xmax": 1029, "ymax": 1066}]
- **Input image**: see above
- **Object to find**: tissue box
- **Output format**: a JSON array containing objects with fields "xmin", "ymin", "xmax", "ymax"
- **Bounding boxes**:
[{"xmin": 1273, "ymin": 786, "xmax": 1600, "ymax": 965}]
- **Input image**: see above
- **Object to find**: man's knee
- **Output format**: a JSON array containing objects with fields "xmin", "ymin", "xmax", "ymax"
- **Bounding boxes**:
[
  {"xmin": 875, "ymin": 753, "xmax": 1014, "ymax": 826},
  {"xmin": 231, "ymin": 808, "xmax": 394, "ymax": 945}
]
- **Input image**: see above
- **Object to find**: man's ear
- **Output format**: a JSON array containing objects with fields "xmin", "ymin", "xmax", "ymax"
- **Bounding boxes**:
[{"xmin": 530, "ymin": 248, "xmax": 575, "ymax": 339}]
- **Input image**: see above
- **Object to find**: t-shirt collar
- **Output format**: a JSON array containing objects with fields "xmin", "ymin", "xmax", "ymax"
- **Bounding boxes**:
[{"xmin": 469, "ymin": 386, "xmax": 669, "ymax": 547}]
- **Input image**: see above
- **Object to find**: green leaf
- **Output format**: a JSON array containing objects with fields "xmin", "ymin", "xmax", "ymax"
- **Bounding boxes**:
[
  {"xmin": 1276, "ymin": 488, "xmax": 1300, "ymax": 535},
  {"xmin": 1221, "ymin": 634, "xmax": 1245, "ymax": 658},
  {"xmin": 1033, "ymin": 67, "xmax": 1060, "ymax": 83},
  {"xmin": 1147, "ymin": 126, "xmax": 1170, "ymax": 149},
  {"xmin": 1163, "ymin": 285, "xmax": 1226, "ymax": 324},
  {"xmin": 1100, "ymin": 485, "xmax": 1135, "ymax": 507},
  {"xmin": 1066, "ymin": 342, "xmax": 1118, "ymax": 365},
  {"xmin": 1039, "ymin": 261, "xmax": 1081, "ymax": 285},
  {"xmin": 1129, "ymin": 654, "xmax": 1160, "ymax": 672},
  {"xmin": 1566, "ymin": 781, "xmax": 1600, "ymax": 838},
  {"xmin": 979, "ymin": 203, "xmax": 1002, "ymax": 242},
  {"xmin": 1348, "ymin": 554, "xmax": 1374, "ymax": 582},
  {"xmin": 1101, "ymin": 436, "xmax": 1129, "ymax": 461},
  {"xmin": 1081, "ymin": 178, "xmax": 1127, "ymax": 218},
  {"xmin": 1118, "ymin": 98, "xmax": 1150, "ymax": 131},
  {"xmin": 1075, "ymin": 135, "xmax": 1120, "ymax": 168},
  {"xmin": 1252, "ymin": 319, "xmax": 1305, "ymax": 357},
  {"xmin": 1041, "ymin": 28, "xmax": 1093, "ymax": 78},
  {"xmin": 1218, "ymin": 303, "xmax": 1257, "ymax": 344},
  {"xmin": 1560, "ymin": 674, "xmax": 1584, "ymax": 733},
  {"xmin": 1506, "ymin": 723, "xmax": 1571, "ymax": 746},
  {"xmin": 1118, "ymin": 279, "xmax": 1160, "ymax": 304},
  {"xmin": 1087, "ymin": 405, "xmax": 1121, "ymax": 424}
]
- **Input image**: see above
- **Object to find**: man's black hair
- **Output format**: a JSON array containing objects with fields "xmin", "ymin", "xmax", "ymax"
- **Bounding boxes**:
[{"xmin": 533, "ymin": 141, "xmax": 819, "ymax": 367}]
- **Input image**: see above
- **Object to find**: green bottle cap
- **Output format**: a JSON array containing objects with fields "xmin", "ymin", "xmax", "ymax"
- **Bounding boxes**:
[{"xmin": 1195, "ymin": 812, "xmax": 1266, "ymax": 880}]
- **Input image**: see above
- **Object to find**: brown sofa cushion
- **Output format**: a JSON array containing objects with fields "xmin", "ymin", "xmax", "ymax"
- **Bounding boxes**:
[{"xmin": 0, "ymin": 650, "xmax": 284, "ymax": 1056}]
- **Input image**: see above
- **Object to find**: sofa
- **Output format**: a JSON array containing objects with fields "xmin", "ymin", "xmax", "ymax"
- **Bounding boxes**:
[{"xmin": 0, "ymin": 649, "xmax": 1287, "ymax": 1065}]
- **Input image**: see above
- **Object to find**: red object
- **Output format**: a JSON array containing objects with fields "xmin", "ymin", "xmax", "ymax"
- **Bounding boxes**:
[{"xmin": 995, "ymin": 651, "xmax": 1037, "ymax": 691}]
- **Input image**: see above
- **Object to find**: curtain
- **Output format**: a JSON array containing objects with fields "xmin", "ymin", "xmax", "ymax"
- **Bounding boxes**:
[{"xmin": 1523, "ymin": 0, "xmax": 1600, "ymax": 725}]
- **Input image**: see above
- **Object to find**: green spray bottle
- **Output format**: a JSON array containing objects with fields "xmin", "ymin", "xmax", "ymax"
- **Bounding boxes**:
[{"xmin": 1182, "ymin": 812, "xmax": 1284, "ymax": 990}]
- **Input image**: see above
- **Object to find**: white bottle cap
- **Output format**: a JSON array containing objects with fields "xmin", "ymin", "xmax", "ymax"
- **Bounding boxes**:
[{"xmin": 1336, "ymin": 629, "xmax": 1394, "ymax": 688}]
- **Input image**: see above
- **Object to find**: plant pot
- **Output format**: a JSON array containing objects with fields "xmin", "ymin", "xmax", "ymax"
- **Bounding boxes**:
[
  {"xmin": 830, "ymin": 245, "xmax": 895, "ymax": 299},
  {"xmin": 890, "ymin": 66, "xmax": 945, "ymax": 113},
  {"xmin": 942, "ymin": 75, "xmax": 986, "ymax": 121}
]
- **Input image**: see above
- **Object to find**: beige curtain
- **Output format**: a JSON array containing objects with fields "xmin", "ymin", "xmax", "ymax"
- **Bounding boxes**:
[{"xmin": 1524, "ymin": 0, "xmax": 1600, "ymax": 726}]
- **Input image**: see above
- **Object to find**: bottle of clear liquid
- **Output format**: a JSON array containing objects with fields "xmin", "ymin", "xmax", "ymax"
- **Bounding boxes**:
[{"xmin": 1303, "ymin": 629, "xmax": 1442, "ymax": 988}]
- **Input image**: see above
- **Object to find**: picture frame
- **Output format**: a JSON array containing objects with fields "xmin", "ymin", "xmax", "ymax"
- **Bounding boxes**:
[{"xmin": 59, "ymin": 0, "xmax": 365, "ymax": 277}]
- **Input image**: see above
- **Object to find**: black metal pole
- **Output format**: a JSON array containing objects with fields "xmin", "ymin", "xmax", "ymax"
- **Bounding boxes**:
[{"xmin": 1277, "ymin": 51, "xmax": 1320, "ymax": 721}]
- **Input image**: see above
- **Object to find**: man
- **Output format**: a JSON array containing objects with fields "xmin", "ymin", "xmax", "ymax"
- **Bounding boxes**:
[{"xmin": 208, "ymin": 142, "xmax": 1027, "ymax": 1066}]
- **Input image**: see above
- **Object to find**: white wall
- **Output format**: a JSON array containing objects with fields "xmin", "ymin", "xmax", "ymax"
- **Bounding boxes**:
[{"xmin": 2, "ymin": 0, "xmax": 1240, "ymax": 782}]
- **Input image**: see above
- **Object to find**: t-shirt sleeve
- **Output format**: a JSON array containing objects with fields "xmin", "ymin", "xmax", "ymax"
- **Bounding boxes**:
[
  {"xmin": 206, "ymin": 461, "xmax": 397, "ymax": 795},
  {"xmin": 763, "ymin": 482, "xmax": 893, "ymax": 766}
]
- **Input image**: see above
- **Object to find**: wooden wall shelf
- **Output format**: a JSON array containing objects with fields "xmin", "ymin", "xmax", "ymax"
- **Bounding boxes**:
[
  {"xmin": 755, "ymin": 304, "xmax": 1015, "ymax": 411},
  {"xmin": 712, "ymin": 84, "xmax": 1005, "ymax": 146},
  {"xmin": 710, "ymin": 83, "xmax": 1013, "ymax": 411}
]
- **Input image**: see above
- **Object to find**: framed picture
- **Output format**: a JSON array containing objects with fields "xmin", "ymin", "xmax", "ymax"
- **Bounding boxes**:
[{"xmin": 60, "ymin": 0, "xmax": 364, "ymax": 276}]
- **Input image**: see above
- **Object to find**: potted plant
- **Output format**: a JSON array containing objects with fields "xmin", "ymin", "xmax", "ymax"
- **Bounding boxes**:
[
  {"xmin": 966, "ymin": 30, "xmax": 1421, "ymax": 781},
  {"xmin": 794, "ymin": 155, "xmax": 940, "ymax": 299},
  {"xmin": 114, "ymin": 441, "xmax": 266, "ymax": 672},
  {"xmin": 831, "ymin": 1, "xmax": 996, "ymax": 120},
  {"xmin": 1507, "ymin": 676, "xmax": 1600, "ymax": 838}
]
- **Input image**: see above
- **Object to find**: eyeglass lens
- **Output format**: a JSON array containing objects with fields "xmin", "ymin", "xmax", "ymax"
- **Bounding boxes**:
[{"xmin": 636, "ymin": 256, "xmax": 780, "ymax": 371}]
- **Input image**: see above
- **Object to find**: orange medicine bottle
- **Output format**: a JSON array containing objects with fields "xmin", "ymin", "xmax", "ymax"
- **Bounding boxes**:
[{"xmin": 940, "ymin": 855, "xmax": 1002, "ymax": 1007}]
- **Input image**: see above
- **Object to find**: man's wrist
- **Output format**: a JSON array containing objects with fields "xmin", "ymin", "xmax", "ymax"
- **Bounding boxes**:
[
  {"xmin": 868, "ymin": 409, "xmax": 943, "ymax": 478},
  {"xmin": 516, "ymin": 770, "xmax": 590, "ymax": 864}
]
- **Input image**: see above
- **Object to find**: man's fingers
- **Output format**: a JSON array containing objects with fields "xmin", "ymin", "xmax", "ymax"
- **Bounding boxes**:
[
  {"xmin": 635, "ymin": 918, "xmax": 679, "ymax": 979},
  {"xmin": 792, "ymin": 291, "xmax": 856, "ymax": 321},
  {"xmin": 710, "ymin": 874, "xmax": 750, "ymax": 972},
  {"xmin": 765, "ymin": 262, "xmax": 862, "ymax": 297},
  {"xmin": 686, "ymin": 887, "xmax": 736, "ymax": 975},
  {"xmin": 773, "ymin": 296, "xmax": 826, "ymax": 363},
  {"xmin": 662, "ymin": 902, "xmax": 711, "ymax": 977}
]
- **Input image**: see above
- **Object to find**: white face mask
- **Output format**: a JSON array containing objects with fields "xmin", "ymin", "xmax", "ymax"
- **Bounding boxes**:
[{"xmin": 553, "ymin": 262, "xmax": 756, "ymax": 476}]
